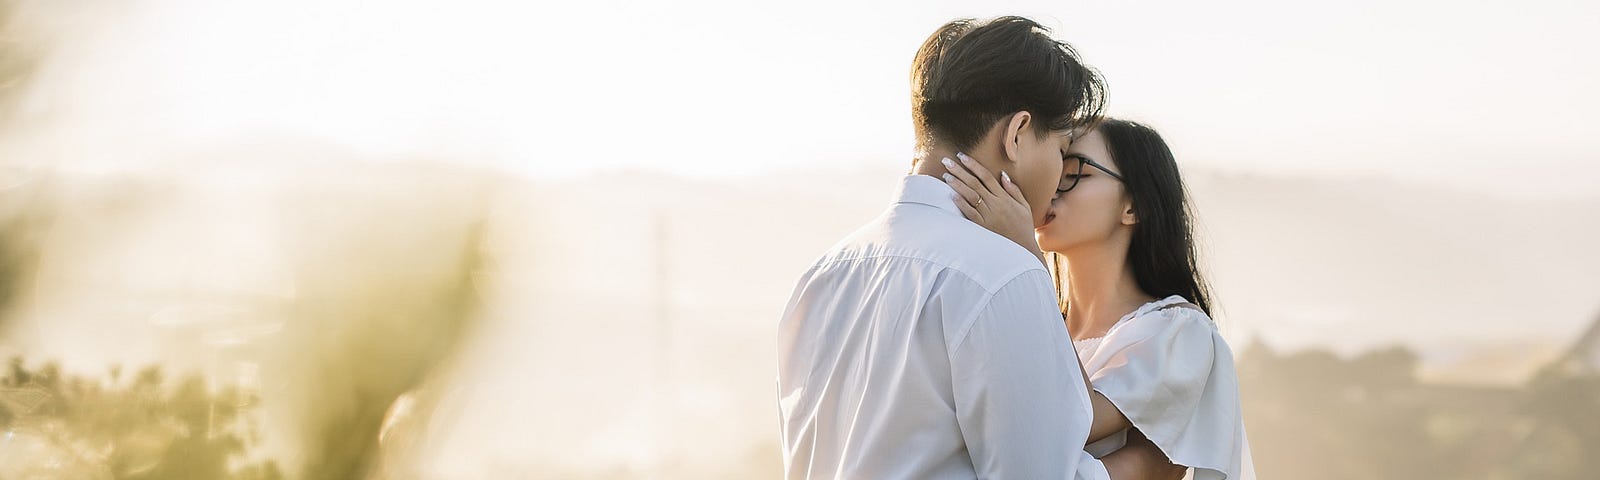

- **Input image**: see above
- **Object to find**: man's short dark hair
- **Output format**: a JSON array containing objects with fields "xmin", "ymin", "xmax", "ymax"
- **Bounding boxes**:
[{"xmin": 911, "ymin": 16, "xmax": 1106, "ymax": 151}]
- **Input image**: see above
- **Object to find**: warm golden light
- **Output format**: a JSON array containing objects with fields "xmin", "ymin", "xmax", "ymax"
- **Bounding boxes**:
[{"xmin": 2, "ymin": 0, "xmax": 1597, "ymax": 478}]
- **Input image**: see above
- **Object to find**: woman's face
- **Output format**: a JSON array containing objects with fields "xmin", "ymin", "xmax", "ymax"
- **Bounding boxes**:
[{"xmin": 1036, "ymin": 129, "xmax": 1133, "ymax": 254}]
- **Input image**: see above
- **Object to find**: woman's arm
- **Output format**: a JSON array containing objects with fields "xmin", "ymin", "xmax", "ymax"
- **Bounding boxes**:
[
  {"xmin": 1075, "ymin": 349, "xmax": 1132, "ymax": 444},
  {"xmin": 1100, "ymin": 428, "xmax": 1186, "ymax": 480},
  {"xmin": 1088, "ymin": 389, "xmax": 1132, "ymax": 444}
]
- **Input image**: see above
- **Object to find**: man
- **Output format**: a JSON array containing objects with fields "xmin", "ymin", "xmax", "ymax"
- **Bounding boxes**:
[{"xmin": 777, "ymin": 16, "xmax": 1185, "ymax": 479}]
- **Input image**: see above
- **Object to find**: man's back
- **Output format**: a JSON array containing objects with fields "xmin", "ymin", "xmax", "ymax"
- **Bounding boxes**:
[{"xmin": 777, "ymin": 175, "xmax": 1105, "ymax": 479}]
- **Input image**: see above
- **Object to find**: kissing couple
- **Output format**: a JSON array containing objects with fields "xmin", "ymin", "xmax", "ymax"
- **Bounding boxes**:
[{"xmin": 778, "ymin": 16, "xmax": 1255, "ymax": 480}]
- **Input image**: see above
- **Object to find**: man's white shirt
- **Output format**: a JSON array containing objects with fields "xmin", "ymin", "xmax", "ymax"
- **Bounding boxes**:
[{"xmin": 777, "ymin": 175, "xmax": 1110, "ymax": 479}]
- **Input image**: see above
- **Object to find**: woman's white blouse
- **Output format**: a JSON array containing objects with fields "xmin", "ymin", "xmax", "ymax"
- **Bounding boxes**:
[{"xmin": 1072, "ymin": 295, "xmax": 1257, "ymax": 480}]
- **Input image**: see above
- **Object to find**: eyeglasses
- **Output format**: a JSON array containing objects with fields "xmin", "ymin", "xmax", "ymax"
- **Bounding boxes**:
[{"xmin": 1057, "ymin": 155, "xmax": 1125, "ymax": 194}]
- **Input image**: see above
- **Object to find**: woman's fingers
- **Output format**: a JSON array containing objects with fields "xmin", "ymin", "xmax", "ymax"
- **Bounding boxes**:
[
  {"xmin": 940, "ymin": 157, "xmax": 991, "ymax": 200},
  {"xmin": 953, "ymin": 197, "xmax": 983, "ymax": 222},
  {"xmin": 943, "ymin": 172, "xmax": 982, "ymax": 209},
  {"xmin": 1000, "ymin": 171, "xmax": 1028, "ymax": 206},
  {"xmin": 955, "ymin": 152, "xmax": 1003, "ymax": 196},
  {"xmin": 943, "ymin": 169, "xmax": 992, "ymax": 223}
]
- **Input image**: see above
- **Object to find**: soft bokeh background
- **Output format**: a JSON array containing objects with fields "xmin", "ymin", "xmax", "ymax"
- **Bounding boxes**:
[{"xmin": 1, "ymin": 0, "xmax": 1597, "ymax": 478}]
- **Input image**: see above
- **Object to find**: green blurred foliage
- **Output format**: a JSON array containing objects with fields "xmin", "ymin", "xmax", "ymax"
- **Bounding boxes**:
[
  {"xmin": 1513, "ymin": 365, "xmax": 1600, "ymax": 479},
  {"xmin": 1240, "ymin": 340, "xmax": 1600, "ymax": 480},
  {"xmin": 283, "ymin": 217, "xmax": 488, "ymax": 480},
  {"xmin": 0, "ymin": 357, "xmax": 282, "ymax": 480}
]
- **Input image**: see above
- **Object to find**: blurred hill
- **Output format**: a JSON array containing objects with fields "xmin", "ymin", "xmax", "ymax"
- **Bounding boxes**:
[
  {"xmin": 4, "ymin": 157, "xmax": 1596, "ymax": 477},
  {"xmin": 1186, "ymin": 168, "xmax": 1600, "ymax": 384},
  {"xmin": 396, "ymin": 163, "xmax": 1597, "ymax": 476},
  {"xmin": 529, "ymin": 164, "xmax": 1600, "ymax": 384}
]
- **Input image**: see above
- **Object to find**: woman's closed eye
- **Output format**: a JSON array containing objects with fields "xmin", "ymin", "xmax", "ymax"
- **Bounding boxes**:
[{"xmin": 1057, "ymin": 175, "xmax": 1087, "ymax": 190}]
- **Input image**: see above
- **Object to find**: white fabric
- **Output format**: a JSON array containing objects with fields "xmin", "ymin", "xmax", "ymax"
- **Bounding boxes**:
[
  {"xmin": 1073, "ymin": 336, "xmax": 1106, "ymax": 360},
  {"xmin": 1075, "ymin": 295, "xmax": 1257, "ymax": 480},
  {"xmin": 777, "ymin": 175, "xmax": 1109, "ymax": 480}
]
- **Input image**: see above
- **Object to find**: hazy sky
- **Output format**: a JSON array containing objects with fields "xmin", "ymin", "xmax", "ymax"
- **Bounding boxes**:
[{"xmin": 14, "ymin": 0, "xmax": 1599, "ymax": 197}]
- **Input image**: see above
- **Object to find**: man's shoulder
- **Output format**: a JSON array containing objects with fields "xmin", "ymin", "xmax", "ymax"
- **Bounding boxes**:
[{"xmin": 810, "ymin": 205, "xmax": 1046, "ymax": 293}]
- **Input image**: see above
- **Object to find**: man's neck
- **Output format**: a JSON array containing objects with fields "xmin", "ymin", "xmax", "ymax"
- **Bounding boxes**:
[
  {"xmin": 910, "ymin": 147, "xmax": 958, "ymax": 177},
  {"xmin": 910, "ymin": 144, "xmax": 1003, "ymax": 178}
]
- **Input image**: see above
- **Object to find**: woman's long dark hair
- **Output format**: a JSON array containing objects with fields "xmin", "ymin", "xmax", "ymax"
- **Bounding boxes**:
[{"xmin": 1049, "ymin": 118, "xmax": 1214, "ymax": 316}]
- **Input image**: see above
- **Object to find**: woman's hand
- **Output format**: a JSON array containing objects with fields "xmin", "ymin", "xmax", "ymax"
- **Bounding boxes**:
[{"xmin": 941, "ymin": 152, "xmax": 1043, "ymax": 262}]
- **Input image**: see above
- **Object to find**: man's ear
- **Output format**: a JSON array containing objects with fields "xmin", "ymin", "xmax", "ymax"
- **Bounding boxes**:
[{"xmin": 1001, "ymin": 111, "xmax": 1032, "ymax": 163}]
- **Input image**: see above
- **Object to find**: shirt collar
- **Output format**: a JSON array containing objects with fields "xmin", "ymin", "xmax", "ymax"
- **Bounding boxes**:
[{"xmin": 892, "ymin": 175, "xmax": 961, "ymax": 216}]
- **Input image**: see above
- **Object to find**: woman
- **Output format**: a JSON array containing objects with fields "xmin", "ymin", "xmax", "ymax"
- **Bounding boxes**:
[{"xmin": 941, "ymin": 118, "xmax": 1254, "ymax": 479}]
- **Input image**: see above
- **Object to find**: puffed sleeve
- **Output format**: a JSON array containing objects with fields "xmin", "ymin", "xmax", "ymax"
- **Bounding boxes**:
[{"xmin": 1079, "ymin": 306, "xmax": 1255, "ymax": 480}]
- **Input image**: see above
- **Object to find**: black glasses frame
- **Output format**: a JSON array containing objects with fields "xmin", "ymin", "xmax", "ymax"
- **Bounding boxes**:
[{"xmin": 1059, "ymin": 155, "xmax": 1125, "ymax": 193}]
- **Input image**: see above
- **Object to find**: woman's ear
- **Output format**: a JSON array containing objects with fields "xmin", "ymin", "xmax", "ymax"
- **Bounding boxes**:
[
  {"xmin": 1002, "ymin": 111, "xmax": 1032, "ymax": 163},
  {"xmin": 1121, "ymin": 202, "xmax": 1139, "ymax": 226}
]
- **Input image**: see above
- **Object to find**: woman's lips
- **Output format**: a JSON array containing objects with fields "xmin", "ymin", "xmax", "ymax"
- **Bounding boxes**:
[{"xmin": 1038, "ymin": 212, "xmax": 1057, "ymax": 229}]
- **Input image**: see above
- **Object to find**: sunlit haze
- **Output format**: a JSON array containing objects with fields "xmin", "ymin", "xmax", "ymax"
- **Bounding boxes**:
[
  {"xmin": 10, "ymin": 0, "xmax": 1599, "ymax": 195},
  {"xmin": 2, "ymin": 0, "xmax": 1597, "ymax": 478}
]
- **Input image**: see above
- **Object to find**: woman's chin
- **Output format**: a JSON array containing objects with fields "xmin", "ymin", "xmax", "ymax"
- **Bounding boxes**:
[{"xmin": 1036, "ymin": 238, "xmax": 1065, "ymax": 254}]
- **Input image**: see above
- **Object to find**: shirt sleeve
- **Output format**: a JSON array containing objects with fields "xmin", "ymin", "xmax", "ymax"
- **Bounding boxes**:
[
  {"xmin": 1084, "ymin": 308, "xmax": 1251, "ymax": 480},
  {"xmin": 949, "ymin": 269, "xmax": 1106, "ymax": 479}
]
